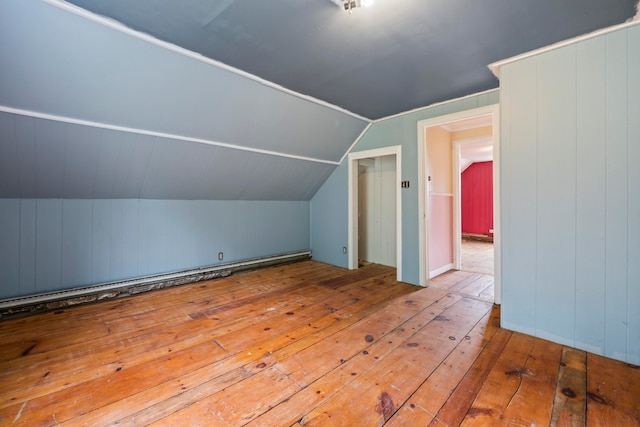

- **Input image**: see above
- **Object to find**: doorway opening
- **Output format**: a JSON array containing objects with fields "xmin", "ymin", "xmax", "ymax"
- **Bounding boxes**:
[
  {"xmin": 357, "ymin": 155, "xmax": 396, "ymax": 268},
  {"xmin": 417, "ymin": 105, "xmax": 500, "ymax": 304},
  {"xmin": 454, "ymin": 131, "xmax": 494, "ymax": 277},
  {"xmin": 348, "ymin": 146, "xmax": 402, "ymax": 282}
]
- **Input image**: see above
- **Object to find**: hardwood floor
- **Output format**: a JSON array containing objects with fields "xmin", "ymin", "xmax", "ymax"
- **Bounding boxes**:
[
  {"xmin": 428, "ymin": 269, "xmax": 494, "ymax": 304},
  {"xmin": 460, "ymin": 239, "xmax": 494, "ymax": 276},
  {"xmin": 0, "ymin": 261, "xmax": 638, "ymax": 426},
  {"xmin": 428, "ymin": 238, "xmax": 495, "ymax": 304}
]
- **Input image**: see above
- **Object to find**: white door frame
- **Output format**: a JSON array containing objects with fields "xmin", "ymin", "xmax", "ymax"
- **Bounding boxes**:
[
  {"xmin": 452, "ymin": 135, "xmax": 493, "ymax": 271},
  {"xmin": 417, "ymin": 105, "xmax": 501, "ymax": 304},
  {"xmin": 348, "ymin": 146, "xmax": 402, "ymax": 282}
]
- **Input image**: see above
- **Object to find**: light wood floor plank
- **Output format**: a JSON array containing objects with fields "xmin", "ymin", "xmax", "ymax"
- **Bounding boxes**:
[
  {"xmin": 386, "ymin": 307, "xmax": 503, "ymax": 426},
  {"xmin": 300, "ymin": 297, "xmax": 492, "ymax": 426},
  {"xmin": 550, "ymin": 347, "xmax": 587, "ymax": 426},
  {"xmin": 0, "ymin": 260, "xmax": 637, "ymax": 426},
  {"xmin": 247, "ymin": 293, "xmax": 461, "ymax": 427},
  {"xmin": 586, "ymin": 353, "xmax": 640, "ymax": 426},
  {"xmin": 63, "ymin": 270, "xmax": 415, "ymax": 425}
]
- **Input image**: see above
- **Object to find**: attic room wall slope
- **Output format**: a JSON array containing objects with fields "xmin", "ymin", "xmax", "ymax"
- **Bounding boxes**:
[
  {"xmin": 0, "ymin": 199, "xmax": 310, "ymax": 300},
  {"xmin": 0, "ymin": 111, "xmax": 337, "ymax": 200},
  {"xmin": 0, "ymin": 0, "xmax": 368, "ymax": 164}
]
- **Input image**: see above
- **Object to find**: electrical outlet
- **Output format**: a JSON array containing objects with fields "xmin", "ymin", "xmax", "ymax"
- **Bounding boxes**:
[
  {"xmin": 218, "ymin": 252, "xmax": 224, "ymax": 261},
  {"xmin": 343, "ymin": 247, "xmax": 347, "ymax": 254}
]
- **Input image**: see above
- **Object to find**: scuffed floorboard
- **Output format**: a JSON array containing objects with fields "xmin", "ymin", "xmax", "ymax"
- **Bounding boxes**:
[{"xmin": 0, "ymin": 261, "xmax": 637, "ymax": 426}]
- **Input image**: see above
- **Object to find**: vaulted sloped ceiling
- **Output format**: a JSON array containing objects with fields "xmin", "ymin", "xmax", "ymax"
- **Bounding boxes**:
[
  {"xmin": 0, "ymin": 112, "xmax": 337, "ymax": 200},
  {"xmin": 62, "ymin": 0, "xmax": 638, "ymax": 119},
  {"xmin": 0, "ymin": 0, "xmax": 637, "ymax": 201},
  {"xmin": 0, "ymin": 0, "xmax": 368, "ymax": 200}
]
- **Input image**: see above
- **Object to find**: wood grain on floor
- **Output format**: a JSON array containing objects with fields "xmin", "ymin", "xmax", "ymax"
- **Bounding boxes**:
[{"xmin": 0, "ymin": 261, "xmax": 638, "ymax": 426}]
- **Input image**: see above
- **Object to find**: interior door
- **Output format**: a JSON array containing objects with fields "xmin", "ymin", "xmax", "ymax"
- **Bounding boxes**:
[{"xmin": 358, "ymin": 156, "xmax": 396, "ymax": 267}]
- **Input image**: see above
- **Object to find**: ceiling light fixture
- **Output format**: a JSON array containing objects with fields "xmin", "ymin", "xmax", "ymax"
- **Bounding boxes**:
[{"xmin": 331, "ymin": 0, "xmax": 374, "ymax": 13}]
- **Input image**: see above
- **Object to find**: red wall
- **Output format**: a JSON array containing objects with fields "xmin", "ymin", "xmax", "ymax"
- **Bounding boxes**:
[{"xmin": 461, "ymin": 161, "xmax": 493, "ymax": 235}]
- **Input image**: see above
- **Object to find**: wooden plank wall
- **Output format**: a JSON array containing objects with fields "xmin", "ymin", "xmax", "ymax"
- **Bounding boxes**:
[
  {"xmin": 500, "ymin": 23, "xmax": 640, "ymax": 364},
  {"xmin": 0, "ymin": 199, "xmax": 309, "ymax": 300},
  {"xmin": 575, "ymin": 34, "xmax": 607, "ymax": 357}
]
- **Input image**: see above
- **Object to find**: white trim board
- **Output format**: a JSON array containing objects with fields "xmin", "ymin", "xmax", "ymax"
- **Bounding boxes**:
[
  {"xmin": 452, "ymin": 135, "xmax": 495, "ymax": 272},
  {"xmin": 39, "ymin": 0, "xmax": 371, "ymax": 123},
  {"xmin": 374, "ymin": 88, "xmax": 499, "ymax": 123},
  {"xmin": 489, "ymin": 18, "xmax": 640, "ymax": 78},
  {"xmin": 0, "ymin": 105, "xmax": 340, "ymax": 166},
  {"xmin": 348, "ymin": 146, "xmax": 403, "ymax": 282},
  {"xmin": 339, "ymin": 122, "xmax": 373, "ymax": 165},
  {"xmin": 429, "ymin": 263, "xmax": 454, "ymax": 280},
  {"xmin": 417, "ymin": 104, "xmax": 501, "ymax": 305}
]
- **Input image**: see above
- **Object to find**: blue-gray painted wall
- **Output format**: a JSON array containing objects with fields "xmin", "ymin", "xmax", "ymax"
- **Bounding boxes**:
[
  {"xmin": 1, "ymin": 0, "xmax": 637, "ymax": 367},
  {"xmin": 0, "ymin": 0, "xmax": 367, "ymax": 164},
  {"xmin": 0, "ymin": 0, "xmax": 347, "ymax": 301},
  {"xmin": 0, "ymin": 111, "xmax": 336, "ymax": 201},
  {"xmin": 0, "ymin": 199, "xmax": 309, "ymax": 299},
  {"xmin": 310, "ymin": 90, "xmax": 500, "ymax": 285},
  {"xmin": 309, "ymin": 157, "xmax": 350, "ymax": 269},
  {"xmin": 500, "ymin": 24, "xmax": 639, "ymax": 364}
]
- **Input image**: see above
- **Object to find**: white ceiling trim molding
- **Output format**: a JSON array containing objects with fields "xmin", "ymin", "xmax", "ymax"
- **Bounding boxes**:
[
  {"xmin": 40, "ymin": 0, "xmax": 371, "ymax": 124},
  {"xmin": 374, "ymin": 88, "xmax": 499, "ymax": 123},
  {"xmin": 489, "ymin": 18, "xmax": 640, "ymax": 78},
  {"xmin": 440, "ymin": 116, "xmax": 493, "ymax": 132},
  {"xmin": 339, "ymin": 122, "xmax": 373, "ymax": 165},
  {"xmin": 0, "ymin": 105, "xmax": 340, "ymax": 166}
]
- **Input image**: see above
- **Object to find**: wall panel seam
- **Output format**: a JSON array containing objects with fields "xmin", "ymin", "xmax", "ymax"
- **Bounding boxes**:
[{"xmin": 0, "ymin": 106, "xmax": 340, "ymax": 166}]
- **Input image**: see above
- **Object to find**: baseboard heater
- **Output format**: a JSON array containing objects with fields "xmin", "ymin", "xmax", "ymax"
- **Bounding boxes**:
[{"xmin": 0, "ymin": 250, "xmax": 311, "ymax": 319}]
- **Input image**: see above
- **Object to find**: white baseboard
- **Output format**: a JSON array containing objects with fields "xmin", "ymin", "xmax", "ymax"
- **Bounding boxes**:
[{"xmin": 429, "ymin": 263, "xmax": 454, "ymax": 279}]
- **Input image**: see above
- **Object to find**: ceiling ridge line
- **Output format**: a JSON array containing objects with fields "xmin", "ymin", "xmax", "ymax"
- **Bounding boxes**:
[
  {"xmin": 39, "ymin": 0, "xmax": 371, "ymax": 124},
  {"xmin": 0, "ymin": 105, "xmax": 340, "ymax": 166}
]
